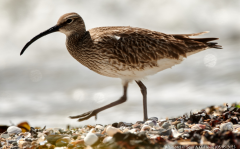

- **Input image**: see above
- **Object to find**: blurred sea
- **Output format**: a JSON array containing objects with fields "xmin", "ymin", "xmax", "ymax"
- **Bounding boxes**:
[{"xmin": 1, "ymin": 0, "xmax": 240, "ymax": 128}]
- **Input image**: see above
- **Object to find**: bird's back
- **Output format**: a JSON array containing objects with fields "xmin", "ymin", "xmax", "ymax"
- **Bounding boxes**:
[{"xmin": 73, "ymin": 26, "xmax": 221, "ymax": 80}]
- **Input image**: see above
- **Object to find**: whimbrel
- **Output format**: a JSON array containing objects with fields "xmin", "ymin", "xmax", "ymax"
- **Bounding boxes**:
[{"xmin": 21, "ymin": 12, "xmax": 222, "ymax": 122}]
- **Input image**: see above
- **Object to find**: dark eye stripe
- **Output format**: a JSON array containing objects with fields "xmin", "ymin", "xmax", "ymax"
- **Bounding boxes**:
[{"xmin": 66, "ymin": 19, "xmax": 73, "ymax": 24}]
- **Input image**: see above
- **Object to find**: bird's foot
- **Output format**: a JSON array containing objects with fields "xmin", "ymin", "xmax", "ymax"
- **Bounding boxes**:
[{"xmin": 69, "ymin": 110, "xmax": 97, "ymax": 122}]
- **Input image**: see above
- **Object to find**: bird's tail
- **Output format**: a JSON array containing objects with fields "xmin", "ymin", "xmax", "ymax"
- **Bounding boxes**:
[
  {"xmin": 189, "ymin": 38, "xmax": 222, "ymax": 49},
  {"xmin": 171, "ymin": 31, "xmax": 222, "ymax": 49},
  {"xmin": 171, "ymin": 31, "xmax": 210, "ymax": 37}
]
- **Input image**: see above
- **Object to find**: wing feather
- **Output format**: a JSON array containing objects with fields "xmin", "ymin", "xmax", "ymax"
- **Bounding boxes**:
[{"xmin": 89, "ymin": 27, "xmax": 221, "ymax": 70}]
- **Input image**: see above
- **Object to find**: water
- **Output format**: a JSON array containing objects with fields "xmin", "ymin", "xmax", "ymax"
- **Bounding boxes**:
[{"xmin": 1, "ymin": 0, "xmax": 240, "ymax": 128}]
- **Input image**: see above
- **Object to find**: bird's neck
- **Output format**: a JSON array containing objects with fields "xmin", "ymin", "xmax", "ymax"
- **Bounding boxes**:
[
  {"xmin": 67, "ymin": 31, "xmax": 87, "ymax": 44},
  {"xmin": 66, "ymin": 31, "xmax": 93, "ymax": 65},
  {"xmin": 66, "ymin": 31, "xmax": 92, "ymax": 49}
]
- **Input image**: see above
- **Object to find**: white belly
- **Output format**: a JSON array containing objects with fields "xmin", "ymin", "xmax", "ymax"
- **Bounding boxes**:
[{"xmin": 116, "ymin": 58, "xmax": 183, "ymax": 80}]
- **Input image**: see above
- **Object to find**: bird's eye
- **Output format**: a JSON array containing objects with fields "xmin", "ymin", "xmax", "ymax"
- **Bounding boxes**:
[{"xmin": 66, "ymin": 19, "xmax": 73, "ymax": 24}]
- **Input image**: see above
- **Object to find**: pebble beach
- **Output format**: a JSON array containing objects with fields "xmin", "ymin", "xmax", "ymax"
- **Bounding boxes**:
[{"xmin": 1, "ymin": 103, "xmax": 240, "ymax": 149}]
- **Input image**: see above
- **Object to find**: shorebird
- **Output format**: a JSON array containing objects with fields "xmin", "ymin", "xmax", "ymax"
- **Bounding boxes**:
[{"xmin": 21, "ymin": 12, "xmax": 222, "ymax": 122}]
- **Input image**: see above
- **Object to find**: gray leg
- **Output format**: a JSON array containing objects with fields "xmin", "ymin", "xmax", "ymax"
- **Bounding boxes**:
[
  {"xmin": 70, "ymin": 82, "xmax": 128, "ymax": 122},
  {"xmin": 135, "ymin": 80, "xmax": 148, "ymax": 121}
]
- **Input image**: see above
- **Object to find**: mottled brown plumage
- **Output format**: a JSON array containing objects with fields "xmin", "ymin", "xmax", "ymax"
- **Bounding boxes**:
[{"xmin": 21, "ymin": 12, "xmax": 222, "ymax": 122}]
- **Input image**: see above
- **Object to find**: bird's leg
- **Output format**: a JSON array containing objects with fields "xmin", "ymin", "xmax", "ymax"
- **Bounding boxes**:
[
  {"xmin": 135, "ymin": 80, "xmax": 148, "ymax": 121},
  {"xmin": 70, "ymin": 82, "xmax": 128, "ymax": 122}
]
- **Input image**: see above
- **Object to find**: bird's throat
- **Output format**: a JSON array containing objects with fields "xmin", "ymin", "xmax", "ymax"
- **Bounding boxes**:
[{"xmin": 66, "ymin": 31, "xmax": 90, "ymax": 46}]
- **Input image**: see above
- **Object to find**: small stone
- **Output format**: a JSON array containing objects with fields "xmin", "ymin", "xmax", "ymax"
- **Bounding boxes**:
[
  {"xmin": 106, "ymin": 126, "xmax": 122, "ymax": 136},
  {"xmin": 159, "ymin": 119, "xmax": 167, "ymax": 122},
  {"xmin": 118, "ymin": 126, "xmax": 125, "ymax": 131},
  {"xmin": 220, "ymin": 122, "xmax": 233, "ymax": 132},
  {"xmin": 229, "ymin": 107, "xmax": 236, "ymax": 112},
  {"xmin": 147, "ymin": 129, "xmax": 165, "ymax": 135},
  {"xmin": 84, "ymin": 129, "xmax": 98, "ymax": 146},
  {"xmin": 55, "ymin": 137, "xmax": 70, "ymax": 147},
  {"xmin": 200, "ymin": 113, "xmax": 206, "ymax": 117},
  {"xmin": 12, "ymin": 141, "xmax": 18, "ymax": 146},
  {"xmin": 18, "ymin": 139, "xmax": 31, "ymax": 148},
  {"xmin": 59, "ymin": 129, "xmax": 67, "ymax": 134},
  {"xmin": 213, "ymin": 128, "xmax": 220, "ymax": 133},
  {"xmin": 140, "ymin": 125, "xmax": 151, "ymax": 132},
  {"xmin": 7, "ymin": 126, "xmax": 22, "ymax": 135},
  {"xmin": 117, "ymin": 122, "xmax": 125, "ymax": 127},
  {"xmin": 184, "ymin": 124, "xmax": 190, "ymax": 128},
  {"xmin": 46, "ymin": 144, "xmax": 55, "ymax": 149},
  {"xmin": 233, "ymin": 124, "xmax": 240, "ymax": 129},
  {"xmin": 162, "ymin": 122, "xmax": 171, "ymax": 129},
  {"xmin": 102, "ymin": 136, "xmax": 113, "ymax": 143},
  {"xmin": 155, "ymin": 127, "xmax": 166, "ymax": 133},
  {"xmin": 234, "ymin": 127, "xmax": 240, "ymax": 133},
  {"xmin": 129, "ymin": 128, "xmax": 138, "ymax": 133},
  {"xmin": 172, "ymin": 127, "xmax": 181, "ymax": 138},
  {"xmin": 136, "ymin": 121, "xmax": 144, "ymax": 124},
  {"xmin": 182, "ymin": 133, "xmax": 190, "ymax": 138},
  {"xmin": 95, "ymin": 124, "xmax": 104, "ymax": 130},
  {"xmin": 178, "ymin": 128, "xmax": 184, "ymax": 133},
  {"xmin": 202, "ymin": 122, "xmax": 212, "ymax": 130},
  {"xmin": 67, "ymin": 143, "xmax": 74, "ymax": 149},
  {"xmin": 31, "ymin": 141, "xmax": 37, "ymax": 148},
  {"xmin": 53, "ymin": 128, "xmax": 61, "ymax": 133},
  {"xmin": 200, "ymin": 135, "xmax": 213, "ymax": 145},
  {"xmin": 112, "ymin": 122, "xmax": 118, "ymax": 128},
  {"xmin": 39, "ymin": 140, "xmax": 48, "ymax": 145},
  {"xmin": 72, "ymin": 135, "xmax": 78, "ymax": 140},
  {"xmin": 45, "ymin": 134, "xmax": 67, "ymax": 145},
  {"xmin": 37, "ymin": 135, "xmax": 46, "ymax": 144},
  {"xmin": 37, "ymin": 132, "xmax": 45, "ymax": 138},
  {"xmin": 184, "ymin": 128, "xmax": 191, "ymax": 133},
  {"xmin": 1, "ymin": 133, "xmax": 9, "ymax": 139},
  {"xmin": 232, "ymin": 117, "xmax": 238, "ymax": 124},
  {"xmin": 191, "ymin": 124, "xmax": 205, "ymax": 130},
  {"xmin": 205, "ymin": 130, "xmax": 214, "ymax": 135},
  {"xmin": 148, "ymin": 117, "xmax": 158, "ymax": 121},
  {"xmin": 187, "ymin": 120, "xmax": 192, "ymax": 124},
  {"xmin": 70, "ymin": 140, "xmax": 84, "ymax": 148},
  {"xmin": 123, "ymin": 128, "xmax": 130, "ymax": 133},
  {"xmin": 159, "ymin": 129, "xmax": 172, "ymax": 136},
  {"xmin": 144, "ymin": 120, "xmax": 156, "ymax": 127},
  {"xmin": 171, "ymin": 121, "xmax": 180, "ymax": 127},
  {"xmin": 132, "ymin": 123, "xmax": 140, "ymax": 129},
  {"xmin": 198, "ymin": 124, "xmax": 206, "ymax": 129},
  {"xmin": 154, "ymin": 123, "xmax": 160, "ymax": 129},
  {"xmin": 44, "ymin": 128, "xmax": 54, "ymax": 135},
  {"xmin": 177, "ymin": 123, "xmax": 185, "ymax": 130},
  {"xmin": 191, "ymin": 133, "xmax": 201, "ymax": 143},
  {"xmin": 124, "ymin": 122, "xmax": 133, "ymax": 127},
  {"xmin": 24, "ymin": 137, "xmax": 32, "ymax": 142},
  {"xmin": 30, "ymin": 127, "xmax": 38, "ymax": 138},
  {"xmin": 149, "ymin": 135, "xmax": 158, "ymax": 139}
]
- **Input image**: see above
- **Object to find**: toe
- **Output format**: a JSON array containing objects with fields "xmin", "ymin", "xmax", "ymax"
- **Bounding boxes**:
[{"xmin": 69, "ymin": 112, "xmax": 91, "ymax": 119}]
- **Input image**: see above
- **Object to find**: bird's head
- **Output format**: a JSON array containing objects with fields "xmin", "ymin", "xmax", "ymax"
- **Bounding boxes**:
[{"xmin": 20, "ymin": 12, "xmax": 86, "ymax": 55}]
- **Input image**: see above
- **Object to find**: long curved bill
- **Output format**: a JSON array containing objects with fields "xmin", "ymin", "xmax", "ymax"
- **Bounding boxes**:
[{"xmin": 20, "ymin": 25, "xmax": 60, "ymax": 55}]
